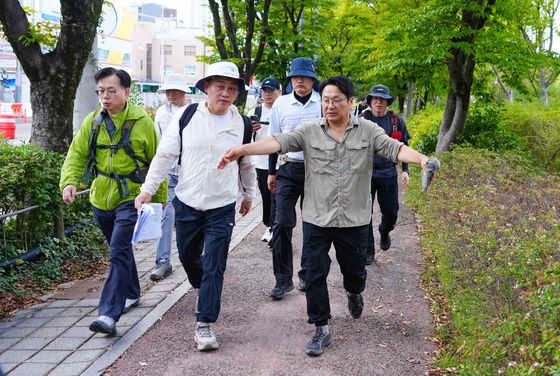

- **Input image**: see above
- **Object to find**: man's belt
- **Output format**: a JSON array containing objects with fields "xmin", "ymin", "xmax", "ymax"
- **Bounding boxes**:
[{"xmin": 374, "ymin": 162, "xmax": 396, "ymax": 169}]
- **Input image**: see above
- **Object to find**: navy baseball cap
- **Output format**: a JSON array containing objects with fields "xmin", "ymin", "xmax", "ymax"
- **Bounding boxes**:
[
  {"xmin": 261, "ymin": 77, "xmax": 280, "ymax": 90},
  {"xmin": 366, "ymin": 84, "xmax": 394, "ymax": 105}
]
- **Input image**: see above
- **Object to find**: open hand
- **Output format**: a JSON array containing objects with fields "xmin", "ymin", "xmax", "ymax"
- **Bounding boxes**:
[{"xmin": 217, "ymin": 147, "xmax": 243, "ymax": 169}]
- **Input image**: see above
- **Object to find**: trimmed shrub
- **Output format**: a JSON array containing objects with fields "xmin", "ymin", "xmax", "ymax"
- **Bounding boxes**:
[{"xmin": 503, "ymin": 102, "xmax": 560, "ymax": 174}]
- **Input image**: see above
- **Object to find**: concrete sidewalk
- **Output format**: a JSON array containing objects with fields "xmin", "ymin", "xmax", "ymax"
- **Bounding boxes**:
[{"xmin": 0, "ymin": 197, "xmax": 264, "ymax": 376}]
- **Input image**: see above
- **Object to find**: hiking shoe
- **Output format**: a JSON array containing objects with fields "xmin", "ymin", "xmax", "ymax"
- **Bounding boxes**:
[
  {"xmin": 365, "ymin": 250, "xmax": 375, "ymax": 265},
  {"xmin": 150, "ymin": 262, "xmax": 172, "ymax": 281},
  {"xmin": 261, "ymin": 227, "xmax": 273, "ymax": 243},
  {"xmin": 305, "ymin": 327, "xmax": 331, "ymax": 356},
  {"xmin": 194, "ymin": 323, "xmax": 219, "ymax": 351},
  {"xmin": 379, "ymin": 231, "xmax": 391, "ymax": 251},
  {"xmin": 298, "ymin": 276, "xmax": 306, "ymax": 292},
  {"xmin": 347, "ymin": 292, "xmax": 364, "ymax": 319},
  {"xmin": 123, "ymin": 298, "xmax": 139, "ymax": 314},
  {"xmin": 89, "ymin": 315, "xmax": 116, "ymax": 336},
  {"xmin": 270, "ymin": 283, "xmax": 295, "ymax": 300}
]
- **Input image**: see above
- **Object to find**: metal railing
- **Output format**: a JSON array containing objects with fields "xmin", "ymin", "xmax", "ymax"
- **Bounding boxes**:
[{"xmin": 0, "ymin": 189, "xmax": 91, "ymax": 266}]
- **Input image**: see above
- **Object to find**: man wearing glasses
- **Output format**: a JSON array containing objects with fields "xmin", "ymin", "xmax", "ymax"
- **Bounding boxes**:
[
  {"xmin": 267, "ymin": 57, "xmax": 322, "ymax": 300},
  {"xmin": 218, "ymin": 75, "xmax": 438, "ymax": 356},
  {"xmin": 60, "ymin": 67, "xmax": 167, "ymax": 336}
]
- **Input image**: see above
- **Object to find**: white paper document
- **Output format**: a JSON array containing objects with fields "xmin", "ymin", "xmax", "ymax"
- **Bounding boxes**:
[{"xmin": 132, "ymin": 203, "xmax": 163, "ymax": 245}]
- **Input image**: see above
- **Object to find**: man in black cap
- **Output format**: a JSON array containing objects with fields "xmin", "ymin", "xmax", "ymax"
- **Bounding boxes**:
[
  {"xmin": 361, "ymin": 84, "xmax": 411, "ymax": 264},
  {"xmin": 248, "ymin": 77, "xmax": 282, "ymax": 244},
  {"xmin": 267, "ymin": 57, "xmax": 322, "ymax": 300}
]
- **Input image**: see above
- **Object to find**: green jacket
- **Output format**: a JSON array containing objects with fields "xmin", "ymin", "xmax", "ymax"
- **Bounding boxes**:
[{"xmin": 60, "ymin": 103, "xmax": 167, "ymax": 210}]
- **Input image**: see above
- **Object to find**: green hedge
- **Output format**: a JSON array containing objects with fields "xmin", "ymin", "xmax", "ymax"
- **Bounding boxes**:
[
  {"xmin": 405, "ymin": 146, "xmax": 560, "ymax": 374},
  {"xmin": 503, "ymin": 102, "xmax": 560, "ymax": 174},
  {"xmin": 0, "ymin": 140, "xmax": 90, "ymax": 261}
]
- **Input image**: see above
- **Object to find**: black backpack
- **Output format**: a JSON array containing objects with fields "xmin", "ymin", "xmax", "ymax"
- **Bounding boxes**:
[
  {"xmin": 177, "ymin": 103, "xmax": 252, "ymax": 164},
  {"xmin": 84, "ymin": 114, "xmax": 149, "ymax": 198},
  {"xmin": 361, "ymin": 110, "xmax": 407, "ymax": 142}
]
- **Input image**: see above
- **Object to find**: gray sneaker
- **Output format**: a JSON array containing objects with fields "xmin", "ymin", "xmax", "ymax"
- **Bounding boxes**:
[
  {"xmin": 194, "ymin": 322, "xmax": 219, "ymax": 351},
  {"xmin": 150, "ymin": 262, "xmax": 172, "ymax": 281}
]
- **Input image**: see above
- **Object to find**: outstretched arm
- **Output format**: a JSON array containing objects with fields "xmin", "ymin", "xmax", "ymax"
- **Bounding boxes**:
[
  {"xmin": 397, "ymin": 145, "xmax": 429, "ymax": 170},
  {"xmin": 218, "ymin": 136, "xmax": 282, "ymax": 169}
]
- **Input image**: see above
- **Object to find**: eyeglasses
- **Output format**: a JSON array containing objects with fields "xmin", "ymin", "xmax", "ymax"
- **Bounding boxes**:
[
  {"xmin": 95, "ymin": 89, "xmax": 119, "ymax": 97},
  {"xmin": 321, "ymin": 97, "xmax": 348, "ymax": 106}
]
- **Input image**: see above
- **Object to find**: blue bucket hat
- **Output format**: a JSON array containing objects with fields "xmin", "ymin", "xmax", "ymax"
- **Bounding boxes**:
[
  {"xmin": 286, "ymin": 57, "xmax": 319, "ymax": 82},
  {"xmin": 366, "ymin": 84, "xmax": 394, "ymax": 105}
]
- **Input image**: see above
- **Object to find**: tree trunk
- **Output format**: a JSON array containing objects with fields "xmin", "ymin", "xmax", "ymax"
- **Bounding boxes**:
[
  {"xmin": 73, "ymin": 42, "xmax": 99, "ymax": 133},
  {"xmin": 405, "ymin": 83, "xmax": 414, "ymax": 119},
  {"xmin": 0, "ymin": 0, "xmax": 104, "ymax": 153},
  {"xmin": 436, "ymin": 49, "xmax": 474, "ymax": 152},
  {"xmin": 539, "ymin": 67, "xmax": 549, "ymax": 105},
  {"xmin": 435, "ymin": 0, "xmax": 496, "ymax": 152}
]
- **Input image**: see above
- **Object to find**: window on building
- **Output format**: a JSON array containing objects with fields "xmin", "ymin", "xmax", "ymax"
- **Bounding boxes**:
[
  {"xmin": 98, "ymin": 49, "xmax": 109, "ymax": 61},
  {"xmin": 184, "ymin": 45, "xmax": 196, "ymax": 56},
  {"xmin": 163, "ymin": 44, "xmax": 173, "ymax": 55},
  {"xmin": 184, "ymin": 65, "xmax": 196, "ymax": 76},
  {"xmin": 146, "ymin": 44, "xmax": 152, "ymax": 80},
  {"xmin": 123, "ymin": 53, "xmax": 131, "ymax": 66},
  {"xmin": 164, "ymin": 66, "xmax": 173, "ymax": 76}
]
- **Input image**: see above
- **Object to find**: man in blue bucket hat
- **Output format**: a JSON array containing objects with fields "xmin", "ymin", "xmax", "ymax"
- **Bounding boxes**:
[
  {"xmin": 361, "ymin": 84, "xmax": 411, "ymax": 264},
  {"xmin": 267, "ymin": 57, "xmax": 322, "ymax": 300}
]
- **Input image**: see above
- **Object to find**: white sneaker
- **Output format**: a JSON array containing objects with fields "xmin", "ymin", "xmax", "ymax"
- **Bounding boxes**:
[
  {"xmin": 123, "ymin": 298, "xmax": 139, "ymax": 314},
  {"xmin": 261, "ymin": 227, "xmax": 273, "ymax": 242},
  {"xmin": 194, "ymin": 322, "xmax": 219, "ymax": 351}
]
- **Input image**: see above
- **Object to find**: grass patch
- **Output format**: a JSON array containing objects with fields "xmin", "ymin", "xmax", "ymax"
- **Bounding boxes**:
[{"xmin": 405, "ymin": 146, "xmax": 560, "ymax": 374}]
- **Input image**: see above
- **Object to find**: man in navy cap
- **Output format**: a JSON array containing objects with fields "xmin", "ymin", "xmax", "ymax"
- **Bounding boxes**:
[
  {"xmin": 248, "ymin": 77, "xmax": 282, "ymax": 244},
  {"xmin": 361, "ymin": 84, "xmax": 411, "ymax": 264},
  {"xmin": 267, "ymin": 57, "xmax": 322, "ymax": 300}
]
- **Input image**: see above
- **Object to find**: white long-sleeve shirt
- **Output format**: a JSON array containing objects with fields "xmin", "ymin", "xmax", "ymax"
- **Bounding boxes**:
[
  {"xmin": 248, "ymin": 104, "xmax": 273, "ymax": 170},
  {"xmin": 268, "ymin": 90, "xmax": 322, "ymax": 161},
  {"xmin": 141, "ymin": 101, "xmax": 256, "ymax": 211},
  {"xmin": 154, "ymin": 102, "xmax": 189, "ymax": 176}
]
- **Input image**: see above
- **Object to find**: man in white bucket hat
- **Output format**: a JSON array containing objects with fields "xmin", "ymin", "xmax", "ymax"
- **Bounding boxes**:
[
  {"xmin": 135, "ymin": 61, "xmax": 256, "ymax": 351},
  {"xmin": 148, "ymin": 74, "xmax": 191, "ymax": 282}
]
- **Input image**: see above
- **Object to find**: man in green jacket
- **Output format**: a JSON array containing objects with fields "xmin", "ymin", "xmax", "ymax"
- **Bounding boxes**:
[{"xmin": 60, "ymin": 67, "xmax": 166, "ymax": 335}]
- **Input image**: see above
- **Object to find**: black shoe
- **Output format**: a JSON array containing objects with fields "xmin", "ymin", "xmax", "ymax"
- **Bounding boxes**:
[
  {"xmin": 305, "ymin": 327, "xmax": 331, "ymax": 356},
  {"xmin": 380, "ymin": 231, "xmax": 391, "ymax": 250},
  {"xmin": 270, "ymin": 283, "xmax": 294, "ymax": 300},
  {"xmin": 365, "ymin": 251, "xmax": 375, "ymax": 265},
  {"xmin": 347, "ymin": 292, "xmax": 364, "ymax": 319},
  {"xmin": 298, "ymin": 276, "xmax": 306, "ymax": 292}
]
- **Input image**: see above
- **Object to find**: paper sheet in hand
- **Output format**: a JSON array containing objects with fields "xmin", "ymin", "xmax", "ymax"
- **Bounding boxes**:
[{"xmin": 132, "ymin": 203, "xmax": 163, "ymax": 245}]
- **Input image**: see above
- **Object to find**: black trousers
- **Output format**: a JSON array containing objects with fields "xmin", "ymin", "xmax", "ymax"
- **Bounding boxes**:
[
  {"xmin": 173, "ymin": 199, "xmax": 235, "ymax": 323},
  {"xmin": 256, "ymin": 168, "xmax": 275, "ymax": 228},
  {"xmin": 271, "ymin": 162, "xmax": 306, "ymax": 286},
  {"xmin": 367, "ymin": 174, "xmax": 399, "ymax": 255},
  {"xmin": 303, "ymin": 222, "xmax": 368, "ymax": 326}
]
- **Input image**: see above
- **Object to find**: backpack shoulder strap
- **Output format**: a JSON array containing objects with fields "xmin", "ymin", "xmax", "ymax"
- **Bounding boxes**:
[
  {"xmin": 84, "ymin": 116, "xmax": 102, "ymax": 183},
  {"xmin": 119, "ymin": 120, "xmax": 148, "ymax": 164},
  {"xmin": 241, "ymin": 115, "xmax": 252, "ymax": 145},
  {"xmin": 388, "ymin": 110, "xmax": 400, "ymax": 132},
  {"xmin": 178, "ymin": 103, "xmax": 199, "ymax": 165}
]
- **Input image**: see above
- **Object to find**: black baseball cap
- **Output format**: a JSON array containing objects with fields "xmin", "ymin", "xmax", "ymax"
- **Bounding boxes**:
[{"xmin": 261, "ymin": 77, "xmax": 281, "ymax": 90}]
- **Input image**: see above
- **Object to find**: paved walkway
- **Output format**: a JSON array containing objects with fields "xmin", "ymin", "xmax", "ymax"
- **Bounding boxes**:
[{"xmin": 0, "ymin": 198, "xmax": 264, "ymax": 376}]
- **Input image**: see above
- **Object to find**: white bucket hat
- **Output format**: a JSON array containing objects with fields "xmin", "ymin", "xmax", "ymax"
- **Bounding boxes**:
[
  {"xmin": 195, "ymin": 61, "xmax": 247, "ymax": 93},
  {"xmin": 158, "ymin": 74, "xmax": 190, "ymax": 94}
]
